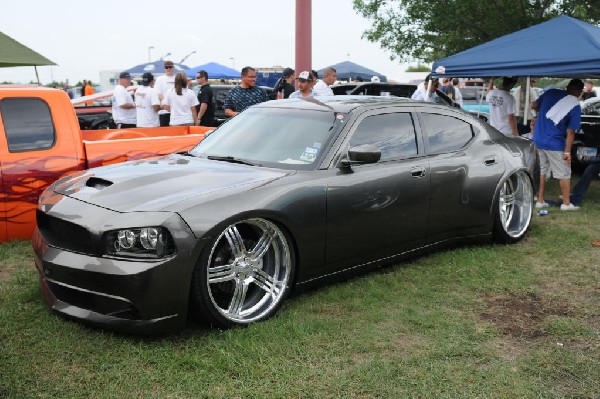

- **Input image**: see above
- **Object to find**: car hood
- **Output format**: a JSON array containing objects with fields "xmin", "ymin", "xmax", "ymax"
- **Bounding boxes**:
[{"xmin": 53, "ymin": 154, "xmax": 292, "ymax": 212}]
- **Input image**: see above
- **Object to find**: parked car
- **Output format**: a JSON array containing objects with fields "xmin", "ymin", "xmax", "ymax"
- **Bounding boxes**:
[
  {"xmin": 573, "ymin": 97, "xmax": 600, "ymax": 166},
  {"xmin": 34, "ymin": 96, "xmax": 537, "ymax": 335},
  {"xmin": 332, "ymin": 82, "xmax": 417, "ymax": 98},
  {"xmin": 333, "ymin": 82, "xmax": 459, "ymax": 108}
]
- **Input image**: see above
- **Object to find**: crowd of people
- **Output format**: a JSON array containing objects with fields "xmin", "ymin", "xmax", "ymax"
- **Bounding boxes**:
[{"xmin": 110, "ymin": 61, "xmax": 344, "ymax": 129}]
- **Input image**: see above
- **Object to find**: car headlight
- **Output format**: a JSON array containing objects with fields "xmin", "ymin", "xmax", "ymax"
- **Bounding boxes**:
[{"xmin": 105, "ymin": 227, "xmax": 176, "ymax": 259}]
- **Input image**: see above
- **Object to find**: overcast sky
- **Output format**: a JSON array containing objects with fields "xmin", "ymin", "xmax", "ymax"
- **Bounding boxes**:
[{"xmin": 0, "ymin": 0, "xmax": 414, "ymax": 85}]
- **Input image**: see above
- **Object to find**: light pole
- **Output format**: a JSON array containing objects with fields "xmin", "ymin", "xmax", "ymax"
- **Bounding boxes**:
[
  {"xmin": 160, "ymin": 52, "xmax": 172, "ymax": 61},
  {"xmin": 229, "ymin": 57, "xmax": 235, "ymax": 69},
  {"xmin": 179, "ymin": 50, "xmax": 196, "ymax": 65},
  {"xmin": 148, "ymin": 46, "xmax": 154, "ymax": 62}
]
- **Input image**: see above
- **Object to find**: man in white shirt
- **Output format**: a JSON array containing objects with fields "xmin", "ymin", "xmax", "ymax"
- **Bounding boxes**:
[
  {"xmin": 135, "ymin": 72, "xmax": 160, "ymax": 127},
  {"xmin": 486, "ymin": 77, "xmax": 518, "ymax": 136},
  {"xmin": 512, "ymin": 78, "xmax": 539, "ymax": 134},
  {"xmin": 313, "ymin": 67, "xmax": 336, "ymax": 96},
  {"xmin": 111, "ymin": 72, "xmax": 136, "ymax": 128},
  {"xmin": 452, "ymin": 78, "xmax": 463, "ymax": 106},
  {"xmin": 154, "ymin": 60, "xmax": 176, "ymax": 126}
]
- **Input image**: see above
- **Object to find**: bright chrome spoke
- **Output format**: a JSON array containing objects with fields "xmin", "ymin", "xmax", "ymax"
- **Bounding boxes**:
[
  {"xmin": 249, "ymin": 228, "xmax": 275, "ymax": 262},
  {"xmin": 227, "ymin": 279, "xmax": 249, "ymax": 317},
  {"xmin": 208, "ymin": 264, "xmax": 236, "ymax": 284},
  {"xmin": 224, "ymin": 225, "xmax": 246, "ymax": 258},
  {"xmin": 252, "ymin": 268, "xmax": 281, "ymax": 296}
]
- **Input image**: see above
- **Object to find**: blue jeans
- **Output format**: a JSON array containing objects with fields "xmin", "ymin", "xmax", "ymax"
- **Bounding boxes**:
[{"xmin": 570, "ymin": 162, "xmax": 600, "ymax": 205}]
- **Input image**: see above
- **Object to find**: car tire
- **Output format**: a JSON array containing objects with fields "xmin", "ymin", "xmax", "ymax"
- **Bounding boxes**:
[
  {"xmin": 190, "ymin": 218, "xmax": 295, "ymax": 328},
  {"xmin": 492, "ymin": 171, "xmax": 534, "ymax": 244}
]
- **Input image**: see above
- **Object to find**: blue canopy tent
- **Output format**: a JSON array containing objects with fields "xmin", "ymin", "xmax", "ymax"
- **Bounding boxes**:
[
  {"xmin": 125, "ymin": 60, "xmax": 188, "ymax": 76},
  {"xmin": 432, "ymin": 16, "xmax": 600, "ymax": 78},
  {"xmin": 186, "ymin": 62, "xmax": 240, "ymax": 79},
  {"xmin": 318, "ymin": 61, "xmax": 387, "ymax": 82}
]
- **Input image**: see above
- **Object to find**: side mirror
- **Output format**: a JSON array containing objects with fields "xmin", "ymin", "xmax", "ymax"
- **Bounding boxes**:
[{"xmin": 340, "ymin": 144, "xmax": 381, "ymax": 167}]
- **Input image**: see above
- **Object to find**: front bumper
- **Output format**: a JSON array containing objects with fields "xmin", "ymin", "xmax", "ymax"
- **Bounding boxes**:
[{"xmin": 32, "ymin": 194, "xmax": 205, "ymax": 335}]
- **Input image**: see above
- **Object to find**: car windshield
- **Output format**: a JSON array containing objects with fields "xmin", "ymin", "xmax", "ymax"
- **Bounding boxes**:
[{"xmin": 189, "ymin": 106, "xmax": 344, "ymax": 170}]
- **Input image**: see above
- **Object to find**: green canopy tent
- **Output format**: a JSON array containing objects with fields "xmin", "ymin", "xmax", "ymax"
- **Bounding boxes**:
[{"xmin": 0, "ymin": 31, "xmax": 56, "ymax": 84}]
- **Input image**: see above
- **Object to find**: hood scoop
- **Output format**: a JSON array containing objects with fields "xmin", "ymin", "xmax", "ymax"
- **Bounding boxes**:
[{"xmin": 85, "ymin": 177, "xmax": 113, "ymax": 190}]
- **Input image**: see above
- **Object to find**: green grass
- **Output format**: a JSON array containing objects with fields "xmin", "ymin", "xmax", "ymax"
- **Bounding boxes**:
[{"xmin": 1, "ymin": 182, "xmax": 599, "ymax": 398}]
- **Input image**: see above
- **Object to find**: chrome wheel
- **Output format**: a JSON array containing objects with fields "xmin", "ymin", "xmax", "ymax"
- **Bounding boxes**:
[
  {"xmin": 495, "ymin": 171, "xmax": 533, "ymax": 243},
  {"xmin": 203, "ymin": 218, "xmax": 293, "ymax": 325}
]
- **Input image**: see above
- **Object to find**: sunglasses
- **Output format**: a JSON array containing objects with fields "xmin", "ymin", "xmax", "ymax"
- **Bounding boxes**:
[{"xmin": 164, "ymin": 65, "xmax": 174, "ymax": 69}]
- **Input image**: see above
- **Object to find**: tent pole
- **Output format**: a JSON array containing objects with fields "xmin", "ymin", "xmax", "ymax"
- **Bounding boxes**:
[
  {"xmin": 34, "ymin": 66, "xmax": 40, "ymax": 85},
  {"xmin": 524, "ymin": 76, "xmax": 531, "ymax": 128}
]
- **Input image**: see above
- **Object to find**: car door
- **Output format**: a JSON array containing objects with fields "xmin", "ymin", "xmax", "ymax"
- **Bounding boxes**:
[
  {"xmin": 325, "ymin": 109, "xmax": 430, "ymax": 270},
  {"xmin": 416, "ymin": 108, "xmax": 505, "ymax": 240}
]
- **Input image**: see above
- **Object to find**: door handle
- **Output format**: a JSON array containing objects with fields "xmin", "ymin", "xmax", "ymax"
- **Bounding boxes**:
[
  {"xmin": 484, "ymin": 156, "xmax": 497, "ymax": 166},
  {"xmin": 411, "ymin": 166, "xmax": 426, "ymax": 178}
]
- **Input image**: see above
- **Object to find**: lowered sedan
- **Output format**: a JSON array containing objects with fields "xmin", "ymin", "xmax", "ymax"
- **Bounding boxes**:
[{"xmin": 34, "ymin": 96, "xmax": 537, "ymax": 334}]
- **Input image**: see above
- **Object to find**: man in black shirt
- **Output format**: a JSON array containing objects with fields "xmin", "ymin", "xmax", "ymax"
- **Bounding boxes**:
[
  {"xmin": 271, "ymin": 67, "xmax": 295, "ymax": 99},
  {"xmin": 195, "ymin": 70, "xmax": 216, "ymax": 127}
]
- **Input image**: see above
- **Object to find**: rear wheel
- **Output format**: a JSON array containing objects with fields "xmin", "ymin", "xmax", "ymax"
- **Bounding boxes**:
[
  {"xmin": 190, "ymin": 218, "xmax": 295, "ymax": 328},
  {"xmin": 493, "ymin": 171, "xmax": 533, "ymax": 244}
]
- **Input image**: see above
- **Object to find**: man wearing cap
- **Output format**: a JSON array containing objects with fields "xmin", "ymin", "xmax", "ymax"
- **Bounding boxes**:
[
  {"xmin": 135, "ymin": 72, "xmax": 160, "ymax": 127},
  {"xmin": 154, "ymin": 60, "xmax": 176, "ymax": 126},
  {"xmin": 111, "ymin": 72, "xmax": 136, "ymax": 128},
  {"xmin": 224, "ymin": 66, "xmax": 268, "ymax": 116},
  {"xmin": 486, "ymin": 77, "xmax": 518, "ymax": 136},
  {"xmin": 273, "ymin": 68, "xmax": 295, "ymax": 99},
  {"xmin": 313, "ymin": 67, "xmax": 336, "ymax": 96},
  {"xmin": 289, "ymin": 71, "xmax": 316, "ymax": 99}
]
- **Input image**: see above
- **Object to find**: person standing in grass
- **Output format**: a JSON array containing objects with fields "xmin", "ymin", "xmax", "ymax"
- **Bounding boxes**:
[{"xmin": 532, "ymin": 79, "xmax": 584, "ymax": 211}]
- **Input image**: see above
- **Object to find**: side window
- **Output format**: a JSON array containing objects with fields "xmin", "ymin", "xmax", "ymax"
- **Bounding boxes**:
[
  {"xmin": 349, "ymin": 112, "xmax": 418, "ymax": 161},
  {"xmin": 420, "ymin": 113, "xmax": 474, "ymax": 153},
  {"xmin": 0, "ymin": 98, "xmax": 55, "ymax": 152}
]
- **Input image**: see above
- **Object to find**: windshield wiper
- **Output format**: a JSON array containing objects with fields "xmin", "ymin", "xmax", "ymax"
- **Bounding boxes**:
[{"xmin": 207, "ymin": 155, "xmax": 256, "ymax": 166}]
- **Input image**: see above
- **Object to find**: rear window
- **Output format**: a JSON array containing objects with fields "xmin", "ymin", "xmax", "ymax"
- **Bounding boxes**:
[
  {"xmin": 419, "ymin": 113, "xmax": 474, "ymax": 154},
  {"xmin": 0, "ymin": 97, "xmax": 56, "ymax": 152}
]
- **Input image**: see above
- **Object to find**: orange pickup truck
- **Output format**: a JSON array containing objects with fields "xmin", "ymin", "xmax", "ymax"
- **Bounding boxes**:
[{"xmin": 0, "ymin": 86, "xmax": 210, "ymax": 242}]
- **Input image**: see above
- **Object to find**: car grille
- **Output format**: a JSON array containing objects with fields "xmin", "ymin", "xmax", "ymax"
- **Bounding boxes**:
[{"xmin": 37, "ymin": 210, "xmax": 96, "ymax": 255}]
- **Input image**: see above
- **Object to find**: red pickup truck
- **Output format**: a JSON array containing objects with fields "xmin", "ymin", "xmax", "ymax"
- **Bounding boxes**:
[{"xmin": 0, "ymin": 86, "xmax": 210, "ymax": 242}]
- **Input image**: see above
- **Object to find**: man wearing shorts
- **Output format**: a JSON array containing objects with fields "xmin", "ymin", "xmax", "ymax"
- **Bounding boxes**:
[{"xmin": 532, "ymin": 79, "xmax": 584, "ymax": 211}]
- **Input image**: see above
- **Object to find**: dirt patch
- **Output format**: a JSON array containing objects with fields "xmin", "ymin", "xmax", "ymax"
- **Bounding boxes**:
[
  {"xmin": 480, "ymin": 292, "xmax": 571, "ymax": 339},
  {"xmin": 0, "ymin": 266, "xmax": 15, "ymax": 283}
]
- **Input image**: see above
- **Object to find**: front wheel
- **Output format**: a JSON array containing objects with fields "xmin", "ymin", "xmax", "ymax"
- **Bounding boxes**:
[
  {"xmin": 190, "ymin": 218, "xmax": 295, "ymax": 328},
  {"xmin": 493, "ymin": 171, "xmax": 534, "ymax": 244}
]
